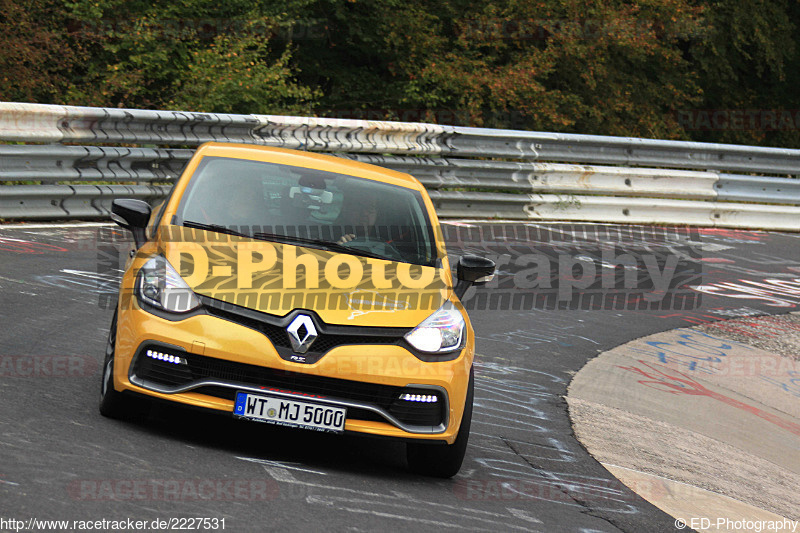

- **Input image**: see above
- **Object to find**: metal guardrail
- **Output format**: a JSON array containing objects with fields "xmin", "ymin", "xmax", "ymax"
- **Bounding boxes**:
[
  {"xmin": 345, "ymin": 155, "xmax": 722, "ymax": 199},
  {"xmin": 1, "ymin": 102, "xmax": 800, "ymax": 229},
  {"xmin": 444, "ymin": 128, "xmax": 800, "ymax": 174},
  {"xmin": 3, "ymin": 102, "xmax": 800, "ymax": 172},
  {"xmin": 0, "ymin": 145, "xmax": 191, "ymax": 182},
  {"xmin": 715, "ymin": 174, "xmax": 800, "ymax": 203},
  {"xmin": 0, "ymin": 103, "xmax": 446, "ymax": 153},
  {"xmin": 0, "ymin": 184, "xmax": 170, "ymax": 219},
  {"xmin": 427, "ymin": 192, "xmax": 800, "ymax": 231}
]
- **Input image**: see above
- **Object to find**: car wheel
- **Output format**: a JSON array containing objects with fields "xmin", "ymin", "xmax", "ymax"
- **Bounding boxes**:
[
  {"xmin": 406, "ymin": 367, "xmax": 474, "ymax": 478},
  {"xmin": 99, "ymin": 310, "xmax": 145, "ymax": 419}
]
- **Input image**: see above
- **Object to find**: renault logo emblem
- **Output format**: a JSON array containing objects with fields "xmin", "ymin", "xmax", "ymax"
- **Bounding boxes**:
[{"xmin": 286, "ymin": 315, "xmax": 318, "ymax": 354}]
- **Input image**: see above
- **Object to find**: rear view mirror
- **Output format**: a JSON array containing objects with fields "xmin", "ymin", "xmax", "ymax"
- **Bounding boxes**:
[
  {"xmin": 289, "ymin": 187, "xmax": 334, "ymax": 212},
  {"xmin": 454, "ymin": 255, "xmax": 496, "ymax": 299},
  {"xmin": 111, "ymin": 199, "xmax": 151, "ymax": 249},
  {"xmin": 298, "ymin": 175, "xmax": 329, "ymax": 190}
]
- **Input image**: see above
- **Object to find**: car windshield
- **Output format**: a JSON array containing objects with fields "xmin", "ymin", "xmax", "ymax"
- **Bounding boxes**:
[{"xmin": 174, "ymin": 156, "xmax": 440, "ymax": 267}]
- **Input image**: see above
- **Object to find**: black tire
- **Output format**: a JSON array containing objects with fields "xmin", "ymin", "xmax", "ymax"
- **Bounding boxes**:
[
  {"xmin": 99, "ymin": 310, "xmax": 145, "ymax": 419},
  {"xmin": 406, "ymin": 368, "xmax": 474, "ymax": 478}
]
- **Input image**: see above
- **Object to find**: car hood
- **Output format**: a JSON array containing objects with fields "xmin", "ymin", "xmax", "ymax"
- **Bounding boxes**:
[{"xmin": 160, "ymin": 232, "xmax": 450, "ymax": 328}]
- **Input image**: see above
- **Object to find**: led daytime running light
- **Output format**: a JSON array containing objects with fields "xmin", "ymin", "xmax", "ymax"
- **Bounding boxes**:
[
  {"xmin": 145, "ymin": 349, "xmax": 187, "ymax": 365},
  {"xmin": 399, "ymin": 393, "xmax": 438, "ymax": 403}
]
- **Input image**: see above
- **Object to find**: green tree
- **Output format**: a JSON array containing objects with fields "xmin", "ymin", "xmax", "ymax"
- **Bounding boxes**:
[
  {"xmin": 376, "ymin": 0, "xmax": 704, "ymax": 137},
  {"xmin": 3, "ymin": 0, "xmax": 800, "ymax": 148},
  {"xmin": 62, "ymin": 0, "xmax": 317, "ymax": 113},
  {"xmin": 689, "ymin": 0, "xmax": 800, "ymax": 146},
  {"xmin": 170, "ymin": 26, "xmax": 319, "ymax": 115},
  {"xmin": 0, "ymin": 0, "xmax": 87, "ymax": 102},
  {"xmin": 264, "ymin": 0, "xmax": 704, "ymax": 137}
]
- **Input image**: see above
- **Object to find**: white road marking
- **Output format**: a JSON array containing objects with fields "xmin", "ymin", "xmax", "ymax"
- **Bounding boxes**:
[
  {"xmin": 304, "ymin": 495, "xmax": 523, "ymax": 531},
  {"xmin": 265, "ymin": 467, "xmax": 298, "ymax": 483},
  {"xmin": 235, "ymin": 456, "xmax": 328, "ymax": 476},
  {"xmin": 507, "ymin": 508, "xmax": 543, "ymax": 524},
  {"xmin": 253, "ymin": 464, "xmax": 538, "ymax": 530},
  {"xmin": 307, "ymin": 497, "xmax": 475, "ymax": 528}
]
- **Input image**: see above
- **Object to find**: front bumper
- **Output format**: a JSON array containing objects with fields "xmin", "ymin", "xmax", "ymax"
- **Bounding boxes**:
[{"xmin": 113, "ymin": 298, "xmax": 473, "ymax": 444}]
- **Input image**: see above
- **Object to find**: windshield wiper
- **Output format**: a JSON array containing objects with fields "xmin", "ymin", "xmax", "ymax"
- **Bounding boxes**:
[
  {"xmin": 252, "ymin": 232, "xmax": 393, "ymax": 261},
  {"xmin": 182, "ymin": 220, "xmax": 252, "ymax": 239}
]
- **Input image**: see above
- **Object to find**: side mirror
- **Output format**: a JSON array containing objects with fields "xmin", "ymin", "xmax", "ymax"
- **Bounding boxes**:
[
  {"xmin": 454, "ymin": 255, "xmax": 496, "ymax": 299},
  {"xmin": 111, "ymin": 199, "xmax": 151, "ymax": 249}
]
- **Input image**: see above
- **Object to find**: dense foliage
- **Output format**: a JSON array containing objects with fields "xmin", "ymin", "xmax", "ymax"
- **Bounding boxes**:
[{"xmin": 1, "ymin": 0, "xmax": 798, "ymax": 147}]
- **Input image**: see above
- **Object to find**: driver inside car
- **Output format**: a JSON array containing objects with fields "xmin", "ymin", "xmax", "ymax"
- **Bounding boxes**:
[
  {"xmin": 334, "ymin": 187, "xmax": 421, "ymax": 264},
  {"xmin": 336, "ymin": 190, "xmax": 379, "ymax": 245}
]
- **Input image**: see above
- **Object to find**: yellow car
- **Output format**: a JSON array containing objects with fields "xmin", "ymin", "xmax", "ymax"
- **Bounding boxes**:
[{"xmin": 101, "ymin": 142, "xmax": 494, "ymax": 477}]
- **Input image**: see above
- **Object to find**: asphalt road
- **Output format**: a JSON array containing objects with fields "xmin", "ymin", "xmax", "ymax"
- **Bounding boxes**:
[{"xmin": 2, "ymin": 222, "xmax": 799, "ymax": 532}]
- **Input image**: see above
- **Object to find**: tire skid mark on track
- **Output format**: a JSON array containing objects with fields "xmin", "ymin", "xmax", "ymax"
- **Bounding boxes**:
[
  {"xmin": 466, "ymin": 360, "xmax": 642, "ymax": 516},
  {"xmin": 470, "ymin": 432, "xmax": 578, "ymax": 463},
  {"xmin": 235, "ymin": 456, "xmax": 328, "ymax": 476},
  {"xmin": 468, "ymin": 456, "xmax": 639, "ymax": 514},
  {"xmin": 251, "ymin": 462, "xmax": 540, "ymax": 531},
  {"xmin": 476, "ymin": 315, "xmax": 602, "ymax": 350},
  {"xmin": 33, "ymin": 269, "xmax": 122, "ymax": 295},
  {"xmin": 305, "ymin": 495, "xmax": 497, "ymax": 530}
]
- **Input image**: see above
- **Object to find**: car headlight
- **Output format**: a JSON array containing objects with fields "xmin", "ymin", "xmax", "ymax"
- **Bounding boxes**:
[
  {"xmin": 404, "ymin": 301, "xmax": 465, "ymax": 353},
  {"xmin": 136, "ymin": 255, "xmax": 201, "ymax": 313}
]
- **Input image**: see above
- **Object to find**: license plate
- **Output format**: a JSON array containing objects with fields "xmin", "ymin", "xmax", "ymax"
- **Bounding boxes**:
[{"xmin": 233, "ymin": 392, "xmax": 346, "ymax": 433}]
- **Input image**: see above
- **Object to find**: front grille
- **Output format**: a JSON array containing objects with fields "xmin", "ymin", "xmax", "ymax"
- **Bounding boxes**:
[
  {"xmin": 132, "ymin": 346, "xmax": 446, "ymax": 428},
  {"xmin": 248, "ymin": 321, "xmax": 400, "ymax": 354},
  {"xmin": 306, "ymin": 333, "xmax": 399, "ymax": 353},
  {"xmin": 199, "ymin": 296, "xmax": 408, "ymax": 363}
]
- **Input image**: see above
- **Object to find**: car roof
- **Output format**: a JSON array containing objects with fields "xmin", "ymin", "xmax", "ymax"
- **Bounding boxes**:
[{"xmin": 195, "ymin": 142, "xmax": 424, "ymax": 190}]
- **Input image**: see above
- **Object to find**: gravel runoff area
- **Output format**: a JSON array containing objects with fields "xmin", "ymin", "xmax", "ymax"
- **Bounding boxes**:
[
  {"xmin": 567, "ymin": 312, "xmax": 800, "ymax": 529},
  {"xmin": 697, "ymin": 313, "xmax": 800, "ymax": 363}
]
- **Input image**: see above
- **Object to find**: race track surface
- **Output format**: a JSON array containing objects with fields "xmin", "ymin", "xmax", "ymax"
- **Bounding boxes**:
[{"xmin": 2, "ymin": 222, "xmax": 799, "ymax": 532}]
